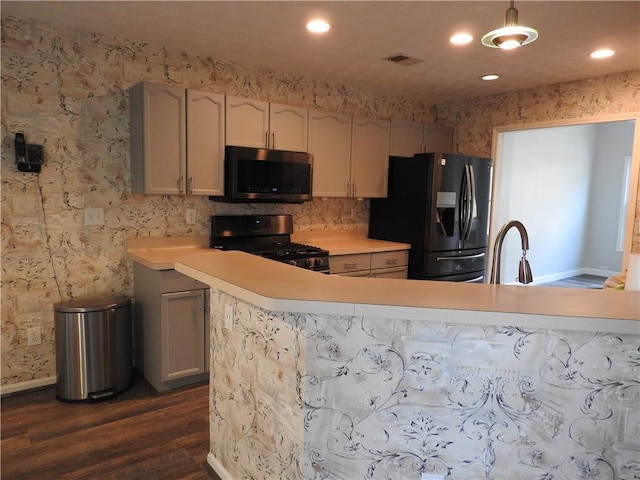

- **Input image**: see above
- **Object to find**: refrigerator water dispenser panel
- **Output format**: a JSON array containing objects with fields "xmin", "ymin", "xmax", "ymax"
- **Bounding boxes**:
[{"xmin": 436, "ymin": 191, "xmax": 456, "ymax": 208}]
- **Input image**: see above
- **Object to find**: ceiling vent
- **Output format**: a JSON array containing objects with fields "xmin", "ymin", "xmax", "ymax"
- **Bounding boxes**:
[{"xmin": 385, "ymin": 54, "xmax": 423, "ymax": 67}]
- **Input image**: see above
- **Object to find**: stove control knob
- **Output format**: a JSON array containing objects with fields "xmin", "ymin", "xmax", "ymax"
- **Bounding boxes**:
[
  {"xmin": 315, "ymin": 258, "xmax": 325, "ymax": 266},
  {"xmin": 305, "ymin": 258, "xmax": 313, "ymax": 267},
  {"xmin": 289, "ymin": 260, "xmax": 297, "ymax": 266}
]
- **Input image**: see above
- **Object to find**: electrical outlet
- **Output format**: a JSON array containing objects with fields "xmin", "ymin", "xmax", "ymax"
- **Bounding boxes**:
[
  {"xmin": 186, "ymin": 208, "xmax": 196, "ymax": 225},
  {"xmin": 84, "ymin": 208, "xmax": 104, "ymax": 226},
  {"xmin": 224, "ymin": 304, "xmax": 234, "ymax": 330},
  {"xmin": 27, "ymin": 326, "xmax": 41, "ymax": 346}
]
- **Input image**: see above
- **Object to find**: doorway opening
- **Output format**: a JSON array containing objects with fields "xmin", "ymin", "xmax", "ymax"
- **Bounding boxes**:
[{"xmin": 490, "ymin": 117, "xmax": 638, "ymax": 287}]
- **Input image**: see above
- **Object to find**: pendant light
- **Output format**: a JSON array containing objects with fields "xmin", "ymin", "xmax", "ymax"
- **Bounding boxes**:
[{"xmin": 481, "ymin": 0, "xmax": 538, "ymax": 50}]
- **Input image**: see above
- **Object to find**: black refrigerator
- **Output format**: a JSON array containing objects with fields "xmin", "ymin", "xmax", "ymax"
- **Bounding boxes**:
[{"xmin": 369, "ymin": 153, "xmax": 493, "ymax": 282}]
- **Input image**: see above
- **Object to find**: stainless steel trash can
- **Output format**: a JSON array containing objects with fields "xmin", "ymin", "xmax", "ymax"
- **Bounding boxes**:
[{"xmin": 54, "ymin": 295, "xmax": 133, "ymax": 402}]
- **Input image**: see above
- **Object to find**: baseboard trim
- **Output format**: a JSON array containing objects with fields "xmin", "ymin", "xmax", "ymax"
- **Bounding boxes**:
[
  {"xmin": 207, "ymin": 452, "xmax": 234, "ymax": 480},
  {"xmin": 1, "ymin": 376, "xmax": 57, "ymax": 397},
  {"xmin": 582, "ymin": 267, "xmax": 617, "ymax": 278}
]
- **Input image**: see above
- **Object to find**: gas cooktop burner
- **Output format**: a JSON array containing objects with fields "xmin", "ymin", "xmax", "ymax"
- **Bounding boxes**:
[{"xmin": 210, "ymin": 214, "xmax": 330, "ymax": 273}]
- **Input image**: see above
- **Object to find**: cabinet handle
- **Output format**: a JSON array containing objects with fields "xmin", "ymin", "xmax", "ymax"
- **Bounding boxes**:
[
  {"xmin": 272, "ymin": 132, "xmax": 276, "ymax": 149},
  {"xmin": 344, "ymin": 262, "xmax": 359, "ymax": 269},
  {"xmin": 385, "ymin": 258, "xmax": 398, "ymax": 265},
  {"xmin": 188, "ymin": 177, "xmax": 193, "ymax": 194},
  {"xmin": 178, "ymin": 176, "xmax": 185, "ymax": 193},
  {"xmin": 265, "ymin": 131, "xmax": 269, "ymax": 149}
]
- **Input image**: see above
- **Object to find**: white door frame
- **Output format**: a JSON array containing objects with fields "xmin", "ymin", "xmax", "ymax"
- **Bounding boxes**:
[{"xmin": 488, "ymin": 113, "xmax": 640, "ymax": 279}]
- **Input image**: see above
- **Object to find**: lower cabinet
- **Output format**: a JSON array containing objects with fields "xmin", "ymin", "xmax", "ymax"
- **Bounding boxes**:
[
  {"xmin": 329, "ymin": 250, "xmax": 408, "ymax": 278},
  {"xmin": 133, "ymin": 264, "xmax": 210, "ymax": 392}
]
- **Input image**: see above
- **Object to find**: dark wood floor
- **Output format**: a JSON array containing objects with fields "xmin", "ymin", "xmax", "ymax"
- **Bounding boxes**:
[{"xmin": 1, "ymin": 376, "xmax": 218, "ymax": 480}]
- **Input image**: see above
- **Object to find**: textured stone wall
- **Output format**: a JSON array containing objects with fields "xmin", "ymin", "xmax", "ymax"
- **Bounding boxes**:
[
  {"xmin": 0, "ymin": 15, "xmax": 433, "ymax": 389},
  {"xmin": 1, "ymin": 13, "xmax": 638, "ymax": 391}
]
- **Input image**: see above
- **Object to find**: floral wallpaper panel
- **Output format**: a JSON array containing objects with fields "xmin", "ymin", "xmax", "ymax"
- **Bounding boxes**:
[{"xmin": 209, "ymin": 290, "xmax": 640, "ymax": 480}]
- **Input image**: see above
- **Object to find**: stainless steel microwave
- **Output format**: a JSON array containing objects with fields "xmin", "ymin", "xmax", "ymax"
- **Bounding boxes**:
[{"xmin": 210, "ymin": 146, "xmax": 313, "ymax": 203}]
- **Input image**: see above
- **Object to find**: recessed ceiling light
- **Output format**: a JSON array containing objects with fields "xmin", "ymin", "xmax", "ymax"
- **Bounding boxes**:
[
  {"xmin": 590, "ymin": 49, "xmax": 614, "ymax": 59},
  {"xmin": 306, "ymin": 19, "xmax": 331, "ymax": 33},
  {"xmin": 482, "ymin": 74, "xmax": 500, "ymax": 81},
  {"xmin": 450, "ymin": 32, "xmax": 473, "ymax": 45}
]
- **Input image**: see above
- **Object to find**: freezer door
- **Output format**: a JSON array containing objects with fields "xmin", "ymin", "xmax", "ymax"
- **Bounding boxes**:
[
  {"xmin": 423, "ymin": 270, "xmax": 486, "ymax": 283},
  {"xmin": 423, "ymin": 247, "xmax": 487, "ymax": 279}
]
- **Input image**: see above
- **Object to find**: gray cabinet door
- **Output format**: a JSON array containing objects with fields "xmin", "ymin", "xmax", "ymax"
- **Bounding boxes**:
[{"xmin": 160, "ymin": 289, "xmax": 206, "ymax": 381}]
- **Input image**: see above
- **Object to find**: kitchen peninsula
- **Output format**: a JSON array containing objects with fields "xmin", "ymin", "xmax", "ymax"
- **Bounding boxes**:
[{"xmin": 174, "ymin": 250, "xmax": 639, "ymax": 480}]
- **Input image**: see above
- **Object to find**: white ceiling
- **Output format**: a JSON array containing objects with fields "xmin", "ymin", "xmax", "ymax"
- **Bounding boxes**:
[{"xmin": 2, "ymin": 1, "xmax": 639, "ymax": 105}]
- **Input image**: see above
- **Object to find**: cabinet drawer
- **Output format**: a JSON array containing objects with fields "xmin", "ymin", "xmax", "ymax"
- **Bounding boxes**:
[
  {"xmin": 160, "ymin": 269, "xmax": 208, "ymax": 293},
  {"xmin": 329, "ymin": 254, "xmax": 371, "ymax": 274},
  {"xmin": 336, "ymin": 270, "xmax": 372, "ymax": 278},
  {"xmin": 371, "ymin": 250, "xmax": 408, "ymax": 270},
  {"xmin": 370, "ymin": 266, "xmax": 408, "ymax": 279}
]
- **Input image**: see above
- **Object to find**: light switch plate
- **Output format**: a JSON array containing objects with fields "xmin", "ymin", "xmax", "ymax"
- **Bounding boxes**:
[
  {"xmin": 186, "ymin": 208, "xmax": 196, "ymax": 225},
  {"xmin": 84, "ymin": 208, "xmax": 104, "ymax": 226}
]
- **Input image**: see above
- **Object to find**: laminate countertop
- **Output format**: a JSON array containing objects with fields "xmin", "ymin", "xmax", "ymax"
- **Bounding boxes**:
[
  {"xmin": 175, "ymin": 249, "xmax": 639, "ymax": 335},
  {"xmin": 291, "ymin": 229, "xmax": 410, "ymax": 255},
  {"xmin": 126, "ymin": 236, "xmax": 211, "ymax": 270},
  {"xmin": 126, "ymin": 231, "xmax": 410, "ymax": 270}
]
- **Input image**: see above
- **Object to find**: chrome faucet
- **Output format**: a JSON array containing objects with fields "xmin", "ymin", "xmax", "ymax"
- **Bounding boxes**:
[{"xmin": 489, "ymin": 220, "xmax": 533, "ymax": 284}]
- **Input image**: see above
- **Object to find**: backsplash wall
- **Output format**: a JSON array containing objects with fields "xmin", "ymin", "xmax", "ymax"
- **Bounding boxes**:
[{"xmin": 2, "ymin": 14, "xmax": 639, "ymax": 392}]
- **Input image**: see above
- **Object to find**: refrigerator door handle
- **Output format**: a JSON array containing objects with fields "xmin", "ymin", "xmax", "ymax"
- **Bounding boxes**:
[
  {"xmin": 460, "ymin": 164, "xmax": 473, "ymax": 241},
  {"xmin": 436, "ymin": 252, "xmax": 486, "ymax": 261},
  {"xmin": 466, "ymin": 164, "xmax": 476, "ymax": 241},
  {"xmin": 459, "ymin": 166, "xmax": 466, "ymax": 240}
]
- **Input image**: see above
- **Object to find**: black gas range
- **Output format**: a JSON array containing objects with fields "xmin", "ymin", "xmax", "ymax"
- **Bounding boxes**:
[{"xmin": 210, "ymin": 214, "xmax": 329, "ymax": 273}]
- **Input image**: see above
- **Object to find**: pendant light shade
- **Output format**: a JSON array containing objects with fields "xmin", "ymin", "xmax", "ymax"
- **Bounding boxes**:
[{"xmin": 481, "ymin": 0, "xmax": 538, "ymax": 50}]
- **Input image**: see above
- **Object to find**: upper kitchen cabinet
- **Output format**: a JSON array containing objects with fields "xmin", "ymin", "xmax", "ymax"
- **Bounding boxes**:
[
  {"xmin": 389, "ymin": 120, "xmax": 454, "ymax": 157},
  {"xmin": 308, "ymin": 110, "xmax": 352, "ymax": 197},
  {"xmin": 186, "ymin": 90, "xmax": 225, "ymax": 196},
  {"xmin": 309, "ymin": 113, "xmax": 390, "ymax": 198},
  {"xmin": 129, "ymin": 82, "xmax": 225, "ymax": 196},
  {"xmin": 225, "ymin": 96, "xmax": 308, "ymax": 152},
  {"xmin": 350, "ymin": 116, "xmax": 390, "ymax": 198}
]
